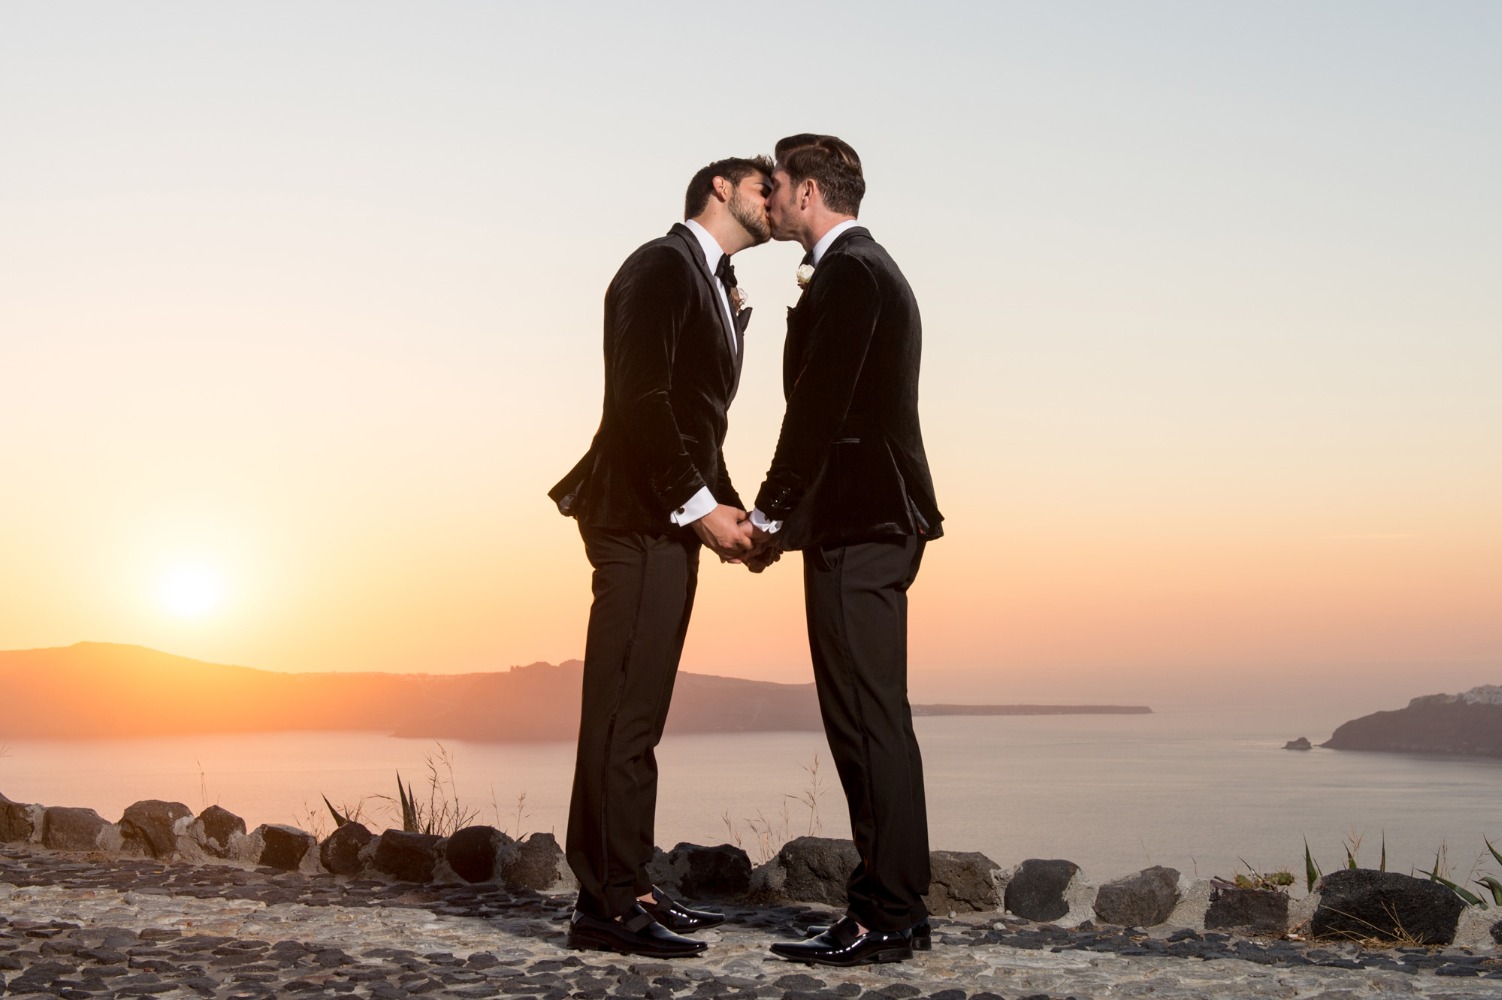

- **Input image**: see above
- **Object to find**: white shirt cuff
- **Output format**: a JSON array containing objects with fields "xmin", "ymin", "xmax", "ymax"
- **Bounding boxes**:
[
  {"xmin": 669, "ymin": 486, "xmax": 718, "ymax": 526},
  {"xmin": 750, "ymin": 507, "xmax": 782, "ymax": 533}
]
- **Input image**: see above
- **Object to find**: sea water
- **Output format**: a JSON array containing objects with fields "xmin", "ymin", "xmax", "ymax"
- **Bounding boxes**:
[{"xmin": 5, "ymin": 708, "xmax": 1499, "ymax": 885}]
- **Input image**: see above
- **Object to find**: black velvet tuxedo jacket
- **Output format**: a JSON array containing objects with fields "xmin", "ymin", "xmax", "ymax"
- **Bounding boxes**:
[
  {"xmin": 754, "ymin": 226, "xmax": 943, "ymax": 550},
  {"xmin": 550, "ymin": 223, "xmax": 750, "ymax": 533}
]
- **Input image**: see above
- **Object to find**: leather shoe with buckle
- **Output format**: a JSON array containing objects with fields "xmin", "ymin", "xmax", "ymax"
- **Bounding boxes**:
[
  {"xmin": 641, "ymin": 886, "xmax": 726, "ymax": 932},
  {"xmin": 804, "ymin": 917, "xmax": 931, "ymax": 950},
  {"xmin": 567, "ymin": 903, "xmax": 708, "ymax": 958},
  {"xmin": 770, "ymin": 915, "xmax": 914, "ymax": 966}
]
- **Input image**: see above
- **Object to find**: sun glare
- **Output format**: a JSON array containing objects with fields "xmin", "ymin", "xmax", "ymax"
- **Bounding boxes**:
[{"xmin": 159, "ymin": 564, "xmax": 225, "ymax": 618}]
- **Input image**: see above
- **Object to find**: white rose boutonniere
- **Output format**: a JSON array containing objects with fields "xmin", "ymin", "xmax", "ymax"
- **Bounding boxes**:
[{"xmin": 795, "ymin": 264, "xmax": 815, "ymax": 289}]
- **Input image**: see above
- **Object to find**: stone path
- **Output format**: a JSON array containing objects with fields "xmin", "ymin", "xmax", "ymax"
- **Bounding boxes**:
[{"xmin": 3, "ymin": 845, "xmax": 1500, "ymax": 999}]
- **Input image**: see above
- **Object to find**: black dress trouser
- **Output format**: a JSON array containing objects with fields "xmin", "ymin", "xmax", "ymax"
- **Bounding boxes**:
[
  {"xmin": 565, "ymin": 525, "xmax": 699, "ymax": 919},
  {"xmin": 803, "ymin": 534, "xmax": 930, "ymax": 932}
]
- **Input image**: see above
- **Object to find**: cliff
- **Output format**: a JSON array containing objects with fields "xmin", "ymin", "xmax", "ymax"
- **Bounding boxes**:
[
  {"xmin": 1323, "ymin": 686, "xmax": 1502, "ymax": 758},
  {"xmin": 0, "ymin": 643, "xmax": 1149, "ymax": 742}
]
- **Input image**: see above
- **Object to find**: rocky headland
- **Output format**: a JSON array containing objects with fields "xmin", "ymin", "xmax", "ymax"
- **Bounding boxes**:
[
  {"xmin": 1324, "ymin": 686, "xmax": 1502, "ymax": 758},
  {"xmin": 0, "ymin": 643, "xmax": 1151, "ymax": 742}
]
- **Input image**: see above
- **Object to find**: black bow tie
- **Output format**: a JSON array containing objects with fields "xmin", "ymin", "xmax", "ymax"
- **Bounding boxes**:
[{"xmin": 715, "ymin": 255, "xmax": 738, "ymax": 289}]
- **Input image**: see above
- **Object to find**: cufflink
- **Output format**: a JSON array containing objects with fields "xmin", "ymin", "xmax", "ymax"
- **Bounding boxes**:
[{"xmin": 677, "ymin": 508, "xmax": 686, "ymax": 514}]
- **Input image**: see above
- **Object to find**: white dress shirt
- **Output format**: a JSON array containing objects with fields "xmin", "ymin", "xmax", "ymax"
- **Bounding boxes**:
[{"xmin": 810, "ymin": 218, "xmax": 860, "ymax": 265}]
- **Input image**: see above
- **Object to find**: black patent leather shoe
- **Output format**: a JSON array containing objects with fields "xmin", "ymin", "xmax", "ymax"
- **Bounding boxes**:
[
  {"xmin": 567, "ymin": 904, "xmax": 708, "ymax": 958},
  {"xmin": 641, "ymin": 886, "xmax": 727, "ymax": 932},
  {"xmin": 805, "ymin": 918, "xmax": 931, "ymax": 951},
  {"xmin": 770, "ymin": 915, "xmax": 914, "ymax": 966}
]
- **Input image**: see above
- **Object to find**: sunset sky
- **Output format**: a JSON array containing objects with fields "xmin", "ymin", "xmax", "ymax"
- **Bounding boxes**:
[{"xmin": 3, "ymin": 1, "xmax": 1498, "ymax": 716}]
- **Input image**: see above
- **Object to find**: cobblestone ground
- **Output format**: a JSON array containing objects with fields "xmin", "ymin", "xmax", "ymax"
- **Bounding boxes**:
[{"xmin": 2, "ymin": 845, "xmax": 1499, "ymax": 1000}]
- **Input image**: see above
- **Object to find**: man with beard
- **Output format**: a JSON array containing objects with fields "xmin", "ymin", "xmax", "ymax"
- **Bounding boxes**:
[
  {"xmin": 548, "ymin": 155, "xmax": 773, "ymax": 957},
  {"xmin": 749, "ymin": 134, "xmax": 943, "ymax": 966}
]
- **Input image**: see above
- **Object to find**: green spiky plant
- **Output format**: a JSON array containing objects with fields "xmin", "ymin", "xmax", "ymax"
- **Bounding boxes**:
[
  {"xmin": 322, "ymin": 795, "xmax": 350, "ymax": 829},
  {"xmin": 1424, "ymin": 849, "xmax": 1486, "ymax": 909},
  {"xmin": 1421, "ymin": 836, "xmax": 1501, "ymax": 910},
  {"xmin": 396, "ymin": 772, "xmax": 420, "ymax": 832},
  {"xmin": 1477, "ymin": 838, "xmax": 1502, "ymax": 905},
  {"xmin": 1304, "ymin": 837, "xmax": 1323, "ymax": 892},
  {"xmin": 1305, "ymin": 831, "xmax": 1388, "ymax": 891},
  {"xmin": 320, "ymin": 743, "xmax": 478, "ymax": 838}
]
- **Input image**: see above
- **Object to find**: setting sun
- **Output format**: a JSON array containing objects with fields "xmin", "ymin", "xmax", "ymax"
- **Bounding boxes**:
[{"xmin": 158, "ymin": 564, "xmax": 225, "ymax": 618}]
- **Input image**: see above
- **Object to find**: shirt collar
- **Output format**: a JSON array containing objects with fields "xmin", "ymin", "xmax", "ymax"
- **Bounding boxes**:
[
  {"xmin": 810, "ymin": 218, "xmax": 860, "ymax": 265},
  {"xmin": 683, "ymin": 218, "xmax": 727, "ymax": 276}
]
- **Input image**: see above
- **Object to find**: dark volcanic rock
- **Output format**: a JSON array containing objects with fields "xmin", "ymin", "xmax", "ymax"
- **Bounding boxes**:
[
  {"xmin": 119, "ymin": 800, "xmax": 193, "ymax": 859},
  {"xmin": 748, "ymin": 836, "xmax": 860, "ymax": 906},
  {"xmin": 1311, "ymin": 869, "xmax": 1465, "ymax": 945},
  {"xmin": 647, "ymin": 842, "xmax": 753, "ymax": 901},
  {"xmin": 500, "ymin": 831, "xmax": 571, "ymax": 892},
  {"xmin": 0, "ymin": 792, "xmax": 37, "ymax": 843},
  {"xmin": 1283, "ymin": 737, "xmax": 1312, "ymax": 750},
  {"xmin": 1205, "ymin": 886, "xmax": 1288, "ymax": 935},
  {"xmin": 1324, "ymin": 691, "xmax": 1502, "ymax": 757},
  {"xmin": 320, "ymin": 822, "xmax": 375, "ymax": 876},
  {"xmin": 372, "ymin": 830, "xmax": 443, "ymax": 882},
  {"xmin": 1004, "ymin": 858, "xmax": 1079, "ymax": 922},
  {"xmin": 926, "ymin": 850, "xmax": 1002, "ymax": 913},
  {"xmin": 41, "ymin": 806, "xmax": 111, "ymax": 851},
  {"xmin": 257, "ymin": 824, "xmax": 316, "ymax": 871},
  {"xmin": 445, "ymin": 825, "xmax": 513, "ymax": 884},
  {"xmin": 1094, "ymin": 866, "xmax": 1181, "ymax": 927},
  {"xmin": 193, "ymin": 805, "xmax": 246, "ymax": 857},
  {"xmin": 1491, "ymin": 918, "xmax": 1502, "ymax": 945}
]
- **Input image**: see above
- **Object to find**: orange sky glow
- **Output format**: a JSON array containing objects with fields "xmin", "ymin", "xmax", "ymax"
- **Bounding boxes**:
[{"xmin": 2, "ymin": 2, "xmax": 1497, "ymax": 722}]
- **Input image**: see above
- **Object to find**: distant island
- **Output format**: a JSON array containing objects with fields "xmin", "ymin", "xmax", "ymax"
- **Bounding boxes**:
[
  {"xmin": 1324, "ymin": 686, "xmax": 1502, "ymax": 759},
  {"xmin": 0, "ymin": 643, "xmax": 1151, "ymax": 742}
]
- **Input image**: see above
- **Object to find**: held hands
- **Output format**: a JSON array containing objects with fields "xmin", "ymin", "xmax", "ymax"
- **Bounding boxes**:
[
  {"xmin": 691, "ymin": 504, "xmax": 757, "ymax": 562},
  {"xmin": 739, "ymin": 517, "xmax": 780, "ymax": 573},
  {"xmin": 689, "ymin": 505, "xmax": 781, "ymax": 571}
]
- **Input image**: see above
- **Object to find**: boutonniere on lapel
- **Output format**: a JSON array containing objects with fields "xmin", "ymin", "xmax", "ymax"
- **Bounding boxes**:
[
  {"xmin": 730, "ymin": 286, "xmax": 749, "ymax": 314},
  {"xmin": 795, "ymin": 264, "xmax": 816, "ymax": 289}
]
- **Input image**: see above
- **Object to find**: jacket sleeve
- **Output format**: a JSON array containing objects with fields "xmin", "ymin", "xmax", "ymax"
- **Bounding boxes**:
[
  {"xmin": 714, "ymin": 447, "xmax": 744, "ymax": 512},
  {"xmin": 754, "ymin": 252, "xmax": 880, "ymax": 521},
  {"xmin": 609, "ymin": 249, "xmax": 707, "ymax": 515}
]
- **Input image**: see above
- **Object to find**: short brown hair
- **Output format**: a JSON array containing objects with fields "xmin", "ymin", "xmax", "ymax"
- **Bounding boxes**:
[
  {"xmin": 684, "ymin": 155, "xmax": 774, "ymax": 219},
  {"xmin": 774, "ymin": 134, "xmax": 865, "ymax": 216}
]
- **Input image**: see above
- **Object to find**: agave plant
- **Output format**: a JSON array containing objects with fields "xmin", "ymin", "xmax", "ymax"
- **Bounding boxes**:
[
  {"xmin": 1304, "ymin": 831, "xmax": 1389, "ymax": 892},
  {"xmin": 1422, "ymin": 836, "xmax": 1502, "ymax": 910},
  {"xmin": 397, "ymin": 772, "xmax": 421, "ymax": 832},
  {"xmin": 1476, "ymin": 837, "xmax": 1502, "ymax": 906},
  {"xmin": 1304, "ymin": 837, "xmax": 1323, "ymax": 892},
  {"xmin": 322, "ymin": 795, "xmax": 350, "ymax": 829}
]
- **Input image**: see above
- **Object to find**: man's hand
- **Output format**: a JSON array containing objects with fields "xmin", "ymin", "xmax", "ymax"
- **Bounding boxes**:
[
  {"xmin": 744, "ymin": 546, "xmax": 782, "ymax": 573},
  {"xmin": 741, "ymin": 519, "xmax": 780, "ymax": 573},
  {"xmin": 691, "ymin": 505, "xmax": 755, "ymax": 561}
]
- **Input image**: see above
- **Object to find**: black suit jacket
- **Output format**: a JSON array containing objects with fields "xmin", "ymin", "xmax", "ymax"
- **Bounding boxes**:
[
  {"xmin": 754, "ymin": 227, "xmax": 942, "ymax": 550},
  {"xmin": 550, "ymin": 223, "xmax": 750, "ymax": 533}
]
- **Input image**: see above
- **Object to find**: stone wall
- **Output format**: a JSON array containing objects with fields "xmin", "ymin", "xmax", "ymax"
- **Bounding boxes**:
[{"xmin": 1, "ymin": 789, "xmax": 1496, "ymax": 949}]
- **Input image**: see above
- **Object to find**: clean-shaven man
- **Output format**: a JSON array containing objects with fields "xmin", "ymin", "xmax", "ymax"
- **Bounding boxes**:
[
  {"xmin": 549, "ymin": 155, "xmax": 773, "ymax": 957},
  {"xmin": 750, "ymin": 134, "xmax": 943, "ymax": 966}
]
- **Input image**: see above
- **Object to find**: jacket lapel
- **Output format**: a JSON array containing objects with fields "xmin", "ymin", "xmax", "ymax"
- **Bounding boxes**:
[
  {"xmin": 779, "ymin": 228, "xmax": 868, "ymax": 399},
  {"xmin": 668, "ymin": 223, "xmax": 738, "ymax": 360},
  {"xmin": 728, "ymin": 306, "xmax": 751, "ymax": 402}
]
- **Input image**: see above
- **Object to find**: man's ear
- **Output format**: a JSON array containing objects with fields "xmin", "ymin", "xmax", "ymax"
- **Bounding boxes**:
[
  {"xmin": 798, "ymin": 178, "xmax": 818, "ymax": 209},
  {"xmin": 712, "ymin": 176, "xmax": 733, "ymax": 203}
]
